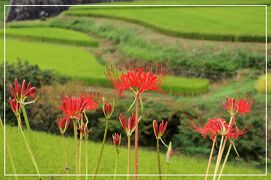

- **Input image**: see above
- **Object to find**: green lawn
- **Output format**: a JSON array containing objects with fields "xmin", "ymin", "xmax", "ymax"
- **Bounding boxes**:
[
  {"xmin": 66, "ymin": 6, "xmax": 269, "ymax": 42},
  {"xmin": 0, "ymin": 125, "xmax": 265, "ymax": 179},
  {"xmin": 1, "ymin": 27, "xmax": 98, "ymax": 47}
]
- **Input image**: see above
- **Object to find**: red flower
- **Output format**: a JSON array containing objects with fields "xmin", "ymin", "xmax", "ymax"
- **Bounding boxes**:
[
  {"xmin": 119, "ymin": 113, "xmax": 136, "ymax": 136},
  {"xmin": 82, "ymin": 92, "xmax": 99, "ymax": 111},
  {"xmin": 190, "ymin": 118, "xmax": 228, "ymax": 141},
  {"xmin": 8, "ymin": 79, "xmax": 36, "ymax": 100},
  {"xmin": 223, "ymin": 96, "xmax": 253, "ymax": 116},
  {"xmin": 103, "ymin": 99, "xmax": 114, "ymax": 118},
  {"xmin": 9, "ymin": 97, "xmax": 20, "ymax": 114},
  {"xmin": 59, "ymin": 95, "xmax": 85, "ymax": 120},
  {"xmin": 58, "ymin": 117, "xmax": 70, "ymax": 134},
  {"xmin": 105, "ymin": 64, "xmax": 166, "ymax": 96},
  {"xmin": 112, "ymin": 133, "xmax": 121, "ymax": 147},
  {"xmin": 59, "ymin": 94, "xmax": 99, "ymax": 120},
  {"xmin": 226, "ymin": 126, "xmax": 248, "ymax": 140},
  {"xmin": 153, "ymin": 120, "xmax": 168, "ymax": 139}
]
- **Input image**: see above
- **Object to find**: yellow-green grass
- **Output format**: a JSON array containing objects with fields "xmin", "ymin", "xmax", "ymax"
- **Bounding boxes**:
[
  {"xmin": 0, "ymin": 38, "xmax": 209, "ymax": 95},
  {"xmin": 90, "ymin": 0, "xmax": 271, "ymax": 5},
  {"xmin": 1, "ymin": 38, "xmax": 106, "ymax": 86},
  {"xmin": 66, "ymin": 6, "xmax": 270, "ymax": 42},
  {"xmin": 255, "ymin": 73, "xmax": 271, "ymax": 94},
  {"xmin": 0, "ymin": 125, "xmax": 265, "ymax": 179},
  {"xmin": 1, "ymin": 27, "xmax": 98, "ymax": 47}
]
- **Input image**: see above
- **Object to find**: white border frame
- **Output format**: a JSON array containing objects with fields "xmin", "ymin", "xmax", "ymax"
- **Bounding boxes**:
[{"xmin": 3, "ymin": 4, "xmax": 268, "ymax": 177}]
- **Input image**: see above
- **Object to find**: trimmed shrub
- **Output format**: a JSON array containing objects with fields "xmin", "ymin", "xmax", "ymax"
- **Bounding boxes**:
[{"xmin": 255, "ymin": 73, "xmax": 271, "ymax": 94}]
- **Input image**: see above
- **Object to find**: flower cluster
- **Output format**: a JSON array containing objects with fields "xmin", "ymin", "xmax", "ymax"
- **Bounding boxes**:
[
  {"xmin": 58, "ymin": 92, "xmax": 100, "ymax": 137},
  {"xmin": 190, "ymin": 96, "xmax": 253, "ymax": 179},
  {"xmin": 105, "ymin": 64, "xmax": 166, "ymax": 96},
  {"xmin": 223, "ymin": 96, "xmax": 253, "ymax": 116},
  {"xmin": 8, "ymin": 79, "xmax": 37, "ymax": 115}
]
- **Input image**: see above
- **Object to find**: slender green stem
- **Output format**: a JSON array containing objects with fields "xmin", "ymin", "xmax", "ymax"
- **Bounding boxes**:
[
  {"xmin": 93, "ymin": 118, "xmax": 109, "ymax": 179},
  {"xmin": 73, "ymin": 120, "xmax": 79, "ymax": 179},
  {"xmin": 213, "ymin": 136, "xmax": 224, "ymax": 180},
  {"xmin": 157, "ymin": 139, "xmax": 162, "ymax": 180},
  {"xmin": 79, "ymin": 119, "xmax": 83, "ymax": 179},
  {"xmin": 114, "ymin": 149, "xmax": 120, "ymax": 180},
  {"xmin": 0, "ymin": 117, "xmax": 18, "ymax": 180},
  {"xmin": 165, "ymin": 163, "xmax": 169, "ymax": 180},
  {"xmin": 20, "ymin": 104, "xmax": 31, "ymax": 132},
  {"xmin": 205, "ymin": 136, "xmax": 217, "ymax": 180},
  {"xmin": 218, "ymin": 144, "xmax": 232, "ymax": 180},
  {"xmin": 127, "ymin": 135, "xmax": 131, "ymax": 180},
  {"xmin": 85, "ymin": 139, "xmax": 88, "ymax": 180},
  {"xmin": 18, "ymin": 115, "xmax": 40, "ymax": 177},
  {"xmin": 134, "ymin": 94, "xmax": 139, "ymax": 180},
  {"xmin": 62, "ymin": 134, "xmax": 68, "ymax": 174}
]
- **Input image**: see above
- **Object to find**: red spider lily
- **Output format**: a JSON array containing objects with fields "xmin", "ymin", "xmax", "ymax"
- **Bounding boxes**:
[
  {"xmin": 223, "ymin": 96, "xmax": 253, "ymax": 116},
  {"xmin": 190, "ymin": 118, "xmax": 229, "ymax": 141},
  {"xmin": 58, "ymin": 117, "xmax": 70, "ymax": 134},
  {"xmin": 9, "ymin": 97, "xmax": 20, "ymax": 114},
  {"xmin": 105, "ymin": 64, "xmax": 166, "ymax": 96},
  {"xmin": 226, "ymin": 126, "xmax": 249, "ymax": 141},
  {"xmin": 59, "ymin": 95, "xmax": 86, "ymax": 120},
  {"xmin": 112, "ymin": 133, "xmax": 121, "ymax": 147},
  {"xmin": 8, "ymin": 79, "xmax": 36, "ymax": 101},
  {"xmin": 81, "ymin": 92, "xmax": 99, "ymax": 111},
  {"xmin": 59, "ymin": 94, "xmax": 99, "ymax": 120},
  {"xmin": 119, "ymin": 113, "xmax": 136, "ymax": 136},
  {"xmin": 103, "ymin": 99, "xmax": 114, "ymax": 118},
  {"xmin": 153, "ymin": 120, "xmax": 168, "ymax": 139}
]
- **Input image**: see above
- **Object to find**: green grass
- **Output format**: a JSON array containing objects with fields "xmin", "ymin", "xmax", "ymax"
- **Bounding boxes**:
[
  {"xmin": 96, "ymin": 0, "xmax": 271, "ymax": 5},
  {"xmin": 66, "ymin": 6, "xmax": 269, "ymax": 42},
  {"xmin": 1, "ymin": 27, "xmax": 98, "ymax": 47},
  {"xmin": 0, "ymin": 125, "xmax": 265, "ymax": 179},
  {"xmin": 1, "ymin": 38, "xmax": 107, "ymax": 85},
  {"xmin": 0, "ymin": 38, "xmax": 209, "ymax": 95}
]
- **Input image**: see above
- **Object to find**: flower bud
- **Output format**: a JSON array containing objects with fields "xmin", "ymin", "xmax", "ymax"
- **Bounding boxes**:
[
  {"xmin": 153, "ymin": 120, "xmax": 168, "ymax": 139},
  {"xmin": 112, "ymin": 133, "xmax": 121, "ymax": 147},
  {"xmin": 103, "ymin": 98, "xmax": 114, "ymax": 118},
  {"xmin": 166, "ymin": 141, "xmax": 173, "ymax": 163}
]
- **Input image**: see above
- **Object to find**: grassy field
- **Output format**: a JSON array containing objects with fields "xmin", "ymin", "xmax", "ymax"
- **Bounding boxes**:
[
  {"xmin": 0, "ymin": 37, "xmax": 209, "ymax": 95},
  {"xmin": 66, "ymin": 6, "xmax": 269, "ymax": 42},
  {"xmin": 2, "ymin": 27, "xmax": 98, "ymax": 47},
  {"xmin": 0, "ymin": 125, "xmax": 265, "ymax": 179}
]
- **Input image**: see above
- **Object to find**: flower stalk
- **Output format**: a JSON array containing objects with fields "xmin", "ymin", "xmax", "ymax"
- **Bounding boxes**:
[
  {"xmin": 218, "ymin": 143, "xmax": 233, "ymax": 180},
  {"xmin": 127, "ymin": 135, "xmax": 131, "ymax": 180},
  {"xmin": 156, "ymin": 138, "xmax": 162, "ymax": 180},
  {"xmin": 205, "ymin": 136, "xmax": 217, "ymax": 180},
  {"xmin": 18, "ymin": 115, "xmax": 40, "ymax": 177},
  {"xmin": 213, "ymin": 136, "xmax": 224, "ymax": 180},
  {"xmin": 134, "ymin": 94, "xmax": 139, "ymax": 180},
  {"xmin": 62, "ymin": 134, "xmax": 68, "ymax": 174},
  {"xmin": 93, "ymin": 117, "xmax": 109, "ymax": 179},
  {"xmin": 73, "ymin": 120, "xmax": 79, "ymax": 179},
  {"xmin": 114, "ymin": 149, "xmax": 120, "ymax": 180}
]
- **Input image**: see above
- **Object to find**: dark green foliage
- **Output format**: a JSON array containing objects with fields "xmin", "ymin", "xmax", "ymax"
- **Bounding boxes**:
[{"xmin": 0, "ymin": 60, "xmax": 69, "ymax": 124}]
